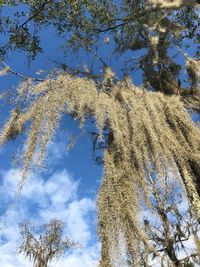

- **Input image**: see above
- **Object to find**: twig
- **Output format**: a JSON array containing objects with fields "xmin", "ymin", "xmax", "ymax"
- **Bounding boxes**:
[
  {"xmin": 18, "ymin": 0, "xmax": 53, "ymax": 30},
  {"xmin": 0, "ymin": 60, "xmax": 45, "ymax": 81},
  {"xmin": 179, "ymin": 253, "xmax": 199, "ymax": 262},
  {"xmin": 94, "ymin": 8, "xmax": 160, "ymax": 33}
]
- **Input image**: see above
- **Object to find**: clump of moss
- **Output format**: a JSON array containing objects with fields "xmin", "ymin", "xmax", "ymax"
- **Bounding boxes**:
[{"xmin": 149, "ymin": 0, "xmax": 199, "ymax": 9}]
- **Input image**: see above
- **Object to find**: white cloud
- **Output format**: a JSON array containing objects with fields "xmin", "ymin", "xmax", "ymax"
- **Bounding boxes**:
[
  {"xmin": 0, "ymin": 167, "xmax": 99, "ymax": 267},
  {"xmin": 52, "ymin": 247, "xmax": 99, "ymax": 267},
  {"xmin": 46, "ymin": 138, "xmax": 68, "ymax": 166}
]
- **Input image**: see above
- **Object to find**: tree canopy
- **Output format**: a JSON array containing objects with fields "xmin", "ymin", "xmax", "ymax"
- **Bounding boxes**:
[
  {"xmin": 0, "ymin": 0, "xmax": 200, "ymax": 266},
  {"xmin": 19, "ymin": 219, "xmax": 78, "ymax": 267}
]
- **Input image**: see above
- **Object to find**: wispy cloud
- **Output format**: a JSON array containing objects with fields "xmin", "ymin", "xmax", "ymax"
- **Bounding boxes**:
[{"xmin": 46, "ymin": 135, "xmax": 69, "ymax": 167}]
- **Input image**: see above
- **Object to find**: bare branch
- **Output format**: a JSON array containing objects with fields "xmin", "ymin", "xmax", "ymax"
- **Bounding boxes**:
[{"xmin": 0, "ymin": 60, "xmax": 45, "ymax": 81}]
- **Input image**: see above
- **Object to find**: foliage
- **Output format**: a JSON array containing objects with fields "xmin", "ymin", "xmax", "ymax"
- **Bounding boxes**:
[
  {"xmin": 19, "ymin": 219, "xmax": 78, "ymax": 267},
  {"xmin": 0, "ymin": 1, "xmax": 199, "ymax": 60}
]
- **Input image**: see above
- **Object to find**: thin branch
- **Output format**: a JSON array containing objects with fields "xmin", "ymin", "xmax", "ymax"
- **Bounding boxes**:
[
  {"xmin": 94, "ymin": 8, "xmax": 160, "ymax": 33},
  {"xmin": 47, "ymin": 57, "xmax": 101, "ymax": 79},
  {"xmin": 0, "ymin": 60, "xmax": 45, "ymax": 81},
  {"xmin": 156, "ymin": 237, "xmax": 190, "ymax": 253},
  {"xmin": 0, "ymin": 1, "xmax": 53, "ymax": 60},
  {"xmin": 18, "ymin": 0, "xmax": 53, "ymax": 30},
  {"xmin": 86, "ymin": 130, "xmax": 109, "ymax": 136},
  {"xmin": 179, "ymin": 253, "xmax": 199, "ymax": 262}
]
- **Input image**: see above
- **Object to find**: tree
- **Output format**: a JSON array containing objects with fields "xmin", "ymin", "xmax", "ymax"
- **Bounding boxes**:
[
  {"xmin": 19, "ymin": 219, "xmax": 78, "ymax": 267},
  {"xmin": 0, "ymin": 1, "xmax": 200, "ymax": 266},
  {"xmin": 142, "ymin": 174, "xmax": 200, "ymax": 267}
]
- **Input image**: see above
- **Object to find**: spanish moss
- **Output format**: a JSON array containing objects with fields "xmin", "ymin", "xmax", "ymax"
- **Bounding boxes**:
[{"xmin": 0, "ymin": 74, "xmax": 200, "ymax": 266}]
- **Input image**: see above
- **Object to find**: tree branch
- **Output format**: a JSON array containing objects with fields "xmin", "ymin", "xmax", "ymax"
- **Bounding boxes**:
[
  {"xmin": 0, "ymin": 60, "xmax": 44, "ymax": 81},
  {"xmin": 18, "ymin": 0, "xmax": 53, "ymax": 30},
  {"xmin": 179, "ymin": 253, "xmax": 199, "ymax": 262},
  {"xmin": 94, "ymin": 8, "xmax": 160, "ymax": 33}
]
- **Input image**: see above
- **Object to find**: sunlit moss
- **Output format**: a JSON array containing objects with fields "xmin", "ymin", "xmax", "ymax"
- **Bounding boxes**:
[
  {"xmin": 0, "ymin": 66, "xmax": 10, "ymax": 76},
  {"xmin": 0, "ymin": 73, "xmax": 200, "ymax": 266},
  {"xmin": 149, "ymin": 0, "xmax": 199, "ymax": 9}
]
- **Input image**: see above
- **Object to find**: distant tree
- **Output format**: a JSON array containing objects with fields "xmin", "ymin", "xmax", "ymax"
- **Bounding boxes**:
[
  {"xmin": 141, "ymin": 175, "xmax": 200, "ymax": 267},
  {"xmin": 19, "ymin": 219, "xmax": 78, "ymax": 267},
  {"xmin": 0, "ymin": 1, "xmax": 200, "ymax": 266}
]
